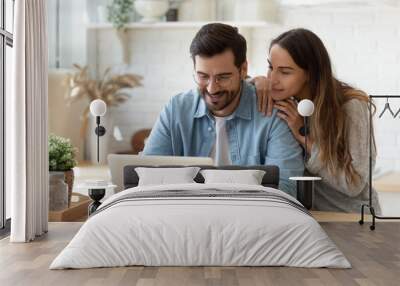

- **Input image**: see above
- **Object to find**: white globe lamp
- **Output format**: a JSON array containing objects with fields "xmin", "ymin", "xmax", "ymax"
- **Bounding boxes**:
[
  {"xmin": 89, "ymin": 99, "xmax": 107, "ymax": 163},
  {"xmin": 90, "ymin": 99, "xmax": 107, "ymax": 117},
  {"xmin": 297, "ymin": 99, "xmax": 315, "ymax": 164},
  {"xmin": 297, "ymin": 99, "xmax": 314, "ymax": 117}
]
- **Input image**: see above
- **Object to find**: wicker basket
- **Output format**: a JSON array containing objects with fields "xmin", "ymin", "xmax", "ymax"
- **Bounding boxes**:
[{"xmin": 64, "ymin": 169, "xmax": 74, "ymax": 208}]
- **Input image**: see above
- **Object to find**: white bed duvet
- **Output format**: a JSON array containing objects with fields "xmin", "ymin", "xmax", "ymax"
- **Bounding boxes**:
[{"xmin": 50, "ymin": 183, "xmax": 351, "ymax": 269}]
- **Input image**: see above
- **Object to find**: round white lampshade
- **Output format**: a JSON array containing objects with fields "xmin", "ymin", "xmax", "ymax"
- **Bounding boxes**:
[
  {"xmin": 90, "ymin": 99, "xmax": 107, "ymax": 117},
  {"xmin": 297, "ymin": 99, "xmax": 315, "ymax": 117}
]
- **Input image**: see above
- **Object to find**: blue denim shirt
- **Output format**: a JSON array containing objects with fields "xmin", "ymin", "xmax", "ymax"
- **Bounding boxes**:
[{"xmin": 143, "ymin": 81, "xmax": 304, "ymax": 196}]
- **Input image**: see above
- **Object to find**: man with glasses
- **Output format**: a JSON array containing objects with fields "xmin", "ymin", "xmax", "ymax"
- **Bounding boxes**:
[{"xmin": 143, "ymin": 23, "xmax": 303, "ymax": 197}]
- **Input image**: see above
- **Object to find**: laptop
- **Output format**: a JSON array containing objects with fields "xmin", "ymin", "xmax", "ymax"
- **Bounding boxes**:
[{"xmin": 107, "ymin": 154, "xmax": 214, "ymax": 192}]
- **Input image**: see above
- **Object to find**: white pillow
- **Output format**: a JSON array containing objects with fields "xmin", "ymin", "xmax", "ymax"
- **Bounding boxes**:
[
  {"xmin": 200, "ymin": 169, "xmax": 266, "ymax": 185},
  {"xmin": 135, "ymin": 167, "xmax": 200, "ymax": 186}
]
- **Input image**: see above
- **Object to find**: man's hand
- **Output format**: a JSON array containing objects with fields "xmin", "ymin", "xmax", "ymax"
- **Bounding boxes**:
[
  {"xmin": 274, "ymin": 99, "xmax": 313, "ymax": 153},
  {"xmin": 251, "ymin": 76, "xmax": 273, "ymax": 117},
  {"xmin": 275, "ymin": 99, "xmax": 302, "ymax": 136}
]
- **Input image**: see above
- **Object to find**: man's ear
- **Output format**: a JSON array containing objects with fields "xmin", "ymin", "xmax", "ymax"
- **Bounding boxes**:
[{"xmin": 240, "ymin": 61, "xmax": 248, "ymax": 79}]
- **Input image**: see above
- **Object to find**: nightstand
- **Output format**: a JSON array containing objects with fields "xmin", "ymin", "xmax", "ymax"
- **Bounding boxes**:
[
  {"xmin": 75, "ymin": 180, "xmax": 116, "ymax": 215},
  {"xmin": 289, "ymin": 176, "xmax": 321, "ymax": 209}
]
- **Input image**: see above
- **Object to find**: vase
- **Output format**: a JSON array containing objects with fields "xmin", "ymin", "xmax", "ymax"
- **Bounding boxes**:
[
  {"xmin": 134, "ymin": 0, "xmax": 169, "ymax": 23},
  {"xmin": 49, "ymin": 172, "xmax": 69, "ymax": 211},
  {"xmin": 64, "ymin": 169, "xmax": 74, "ymax": 208},
  {"xmin": 116, "ymin": 29, "xmax": 130, "ymax": 65}
]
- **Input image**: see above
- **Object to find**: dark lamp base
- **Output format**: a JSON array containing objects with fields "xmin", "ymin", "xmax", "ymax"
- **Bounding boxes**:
[{"xmin": 88, "ymin": 188, "xmax": 106, "ymax": 215}]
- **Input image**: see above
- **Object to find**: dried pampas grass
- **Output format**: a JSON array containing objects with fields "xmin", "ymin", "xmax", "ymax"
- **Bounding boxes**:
[{"xmin": 65, "ymin": 64, "xmax": 142, "ymax": 138}]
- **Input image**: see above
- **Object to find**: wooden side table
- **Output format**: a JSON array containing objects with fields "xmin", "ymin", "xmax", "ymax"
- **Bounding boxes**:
[{"xmin": 48, "ymin": 193, "xmax": 90, "ymax": 222}]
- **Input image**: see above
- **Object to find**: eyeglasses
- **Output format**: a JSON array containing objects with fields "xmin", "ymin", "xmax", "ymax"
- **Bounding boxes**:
[{"xmin": 193, "ymin": 71, "xmax": 239, "ymax": 88}]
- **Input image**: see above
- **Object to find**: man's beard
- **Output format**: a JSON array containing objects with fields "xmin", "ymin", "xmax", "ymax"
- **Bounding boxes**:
[{"xmin": 201, "ymin": 89, "xmax": 238, "ymax": 112}]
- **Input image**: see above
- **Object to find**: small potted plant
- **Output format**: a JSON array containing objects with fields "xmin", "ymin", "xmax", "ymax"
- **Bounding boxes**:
[
  {"xmin": 108, "ymin": 0, "xmax": 134, "ymax": 30},
  {"xmin": 49, "ymin": 134, "xmax": 78, "ymax": 210}
]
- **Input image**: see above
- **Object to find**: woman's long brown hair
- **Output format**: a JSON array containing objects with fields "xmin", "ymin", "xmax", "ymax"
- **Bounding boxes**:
[{"xmin": 270, "ymin": 28, "xmax": 372, "ymax": 185}]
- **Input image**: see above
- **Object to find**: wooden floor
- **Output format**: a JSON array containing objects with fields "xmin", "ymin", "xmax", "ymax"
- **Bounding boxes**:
[{"xmin": 0, "ymin": 221, "xmax": 399, "ymax": 286}]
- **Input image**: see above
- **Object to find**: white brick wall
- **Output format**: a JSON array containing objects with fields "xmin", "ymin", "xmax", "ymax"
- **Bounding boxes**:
[{"xmin": 85, "ymin": 4, "xmax": 400, "ymax": 170}]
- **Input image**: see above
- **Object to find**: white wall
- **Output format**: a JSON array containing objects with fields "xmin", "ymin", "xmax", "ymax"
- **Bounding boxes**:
[
  {"xmin": 53, "ymin": 1, "xmax": 400, "ymax": 170},
  {"xmin": 48, "ymin": 0, "xmax": 87, "ymax": 68},
  {"xmin": 251, "ymin": 4, "xmax": 400, "ymax": 171}
]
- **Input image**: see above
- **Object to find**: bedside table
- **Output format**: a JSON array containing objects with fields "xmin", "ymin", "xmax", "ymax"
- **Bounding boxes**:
[
  {"xmin": 290, "ymin": 176, "xmax": 321, "ymax": 209},
  {"xmin": 74, "ymin": 180, "xmax": 116, "ymax": 215}
]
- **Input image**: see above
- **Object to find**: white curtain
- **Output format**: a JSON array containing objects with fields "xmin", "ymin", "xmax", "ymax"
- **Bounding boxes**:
[{"xmin": 7, "ymin": 0, "xmax": 49, "ymax": 242}]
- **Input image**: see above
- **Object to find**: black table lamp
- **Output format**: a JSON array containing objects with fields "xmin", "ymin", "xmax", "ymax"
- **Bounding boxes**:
[{"xmin": 89, "ymin": 99, "xmax": 107, "ymax": 163}]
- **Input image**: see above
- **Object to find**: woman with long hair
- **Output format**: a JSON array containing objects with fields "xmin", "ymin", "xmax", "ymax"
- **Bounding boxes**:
[{"xmin": 255, "ymin": 28, "xmax": 381, "ymax": 213}]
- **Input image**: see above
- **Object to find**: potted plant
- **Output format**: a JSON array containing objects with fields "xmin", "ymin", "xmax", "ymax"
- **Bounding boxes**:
[
  {"xmin": 108, "ymin": 0, "xmax": 134, "ymax": 30},
  {"xmin": 49, "ymin": 134, "xmax": 78, "ymax": 209}
]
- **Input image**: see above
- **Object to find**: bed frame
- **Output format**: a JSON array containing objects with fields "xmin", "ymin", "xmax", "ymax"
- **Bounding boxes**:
[
  {"xmin": 122, "ymin": 165, "xmax": 313, "ymax": 209},
  {"xmin": 123, "ymin": 165, "xmax": 280, "ymax": 189}
]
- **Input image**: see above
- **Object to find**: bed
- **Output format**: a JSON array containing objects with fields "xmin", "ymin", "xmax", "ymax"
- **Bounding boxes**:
[{"xmin": 50, "ymin": 165, "xmax": 350, "ymax": 269}]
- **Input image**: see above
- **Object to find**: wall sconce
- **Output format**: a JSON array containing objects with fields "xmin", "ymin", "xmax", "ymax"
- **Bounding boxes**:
[
  {"xmin": 89, "ymin": 99, "xmax": 107, "ymax": 163},
  {"xmin": 290, "ymin": 99, "xmax": 321, "ymax": 210},
  {"xmin": 297, "ymin": 99, "xmax": 314, "ymax": 163}
]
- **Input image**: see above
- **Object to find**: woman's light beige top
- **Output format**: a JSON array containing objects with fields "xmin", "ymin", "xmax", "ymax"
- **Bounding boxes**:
[{"xmin": 306, "ymin": 99, "xmax": 381, "ymax": 214}]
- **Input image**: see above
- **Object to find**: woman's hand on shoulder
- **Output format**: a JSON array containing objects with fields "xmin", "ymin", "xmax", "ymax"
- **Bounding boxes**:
[
  {"xmin": 275, "ymin": 99, "xmax": 315, "ymax": 154},
  {"xmin": 251, "ymin": 76, "xmax": 273, "ymax": 117}
]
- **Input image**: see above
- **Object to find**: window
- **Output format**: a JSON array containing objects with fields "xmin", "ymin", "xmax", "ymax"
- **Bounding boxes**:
[{"xmin": 1, "ymin": 0, "xmax": 14, "ymax": 234}]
